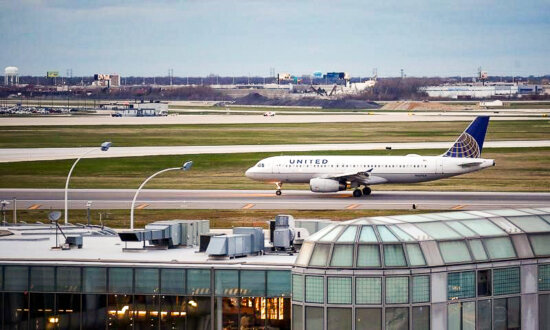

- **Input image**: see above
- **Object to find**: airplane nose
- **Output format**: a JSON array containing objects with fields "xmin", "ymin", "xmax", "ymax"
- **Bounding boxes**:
[{"xmin": 245, "ymin": 168, "xmax": 253, "ymax": 178}]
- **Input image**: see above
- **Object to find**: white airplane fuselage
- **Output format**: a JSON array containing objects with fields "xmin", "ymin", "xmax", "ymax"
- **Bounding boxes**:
[{"xmin": 245, "ymin": 155, "xmax": 495, "ymax": 185}]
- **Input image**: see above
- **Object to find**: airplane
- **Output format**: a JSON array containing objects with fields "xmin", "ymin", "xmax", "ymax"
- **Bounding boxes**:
[{"xmin": 245, "ymin": 116, "xmax": 495, "ymax": 197}]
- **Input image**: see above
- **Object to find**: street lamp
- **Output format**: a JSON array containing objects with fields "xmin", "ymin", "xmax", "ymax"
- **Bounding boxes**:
[
  {"xmin": 64, "ymin": 141, "xmax": 112, "ymax": 225},
  {"xmin": 130, "ymin": 161, "xmax": 193, "ymax": 230}
]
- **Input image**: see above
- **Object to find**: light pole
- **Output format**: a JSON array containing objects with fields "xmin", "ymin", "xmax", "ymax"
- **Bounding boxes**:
[
  {"xmin": 130, "ymin": 161, "xmax": 193, "ymax": 230},
  {"xmin": 64, "ymin": 142, "xmax": 112, "ymax": 225}
]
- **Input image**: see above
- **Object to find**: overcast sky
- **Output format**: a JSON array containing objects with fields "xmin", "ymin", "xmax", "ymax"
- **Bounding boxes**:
[{"xmin": 1, "ymin": 0, "xmax": 549, "ymax": 77}]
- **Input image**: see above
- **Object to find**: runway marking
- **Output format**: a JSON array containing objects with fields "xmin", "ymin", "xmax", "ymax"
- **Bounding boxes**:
[
  {"xmin": 451, "ymin": 204, "xmax": 466, "ymax": 210},
  {"xmin": 242, "ymin": 203, "xmax": 255, "ymax": 210},
  {"xmin": 136, "ymin": 203, "xmax": 149, "ymax": 210},
  {"xmin": 346, "ymin": 204, "xmax": 360, "ymax": 210},
  {"xmin": 28, "ymin": 204, "xmax": 41, "ymax": 210}
]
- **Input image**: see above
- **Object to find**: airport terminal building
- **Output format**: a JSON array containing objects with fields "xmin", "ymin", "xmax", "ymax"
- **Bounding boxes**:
[{"xmin": 0, "ymin": 208, "xmax": 550, "ymax": 329}]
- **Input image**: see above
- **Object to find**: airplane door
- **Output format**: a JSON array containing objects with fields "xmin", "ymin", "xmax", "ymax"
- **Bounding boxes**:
[{"xmin": 436, "ymin": 158, "xmax": 444, "ymax": 174}]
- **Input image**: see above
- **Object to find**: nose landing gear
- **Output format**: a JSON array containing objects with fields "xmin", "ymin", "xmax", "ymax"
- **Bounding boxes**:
[{"xmin": 275, "ymin": 182, "xmax": 283, "ymax": 196}]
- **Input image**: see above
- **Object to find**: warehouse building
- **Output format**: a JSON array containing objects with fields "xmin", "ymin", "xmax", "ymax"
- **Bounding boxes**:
[{"xmin": 0, "ymin": 208, "xmax": 549, "ymax": 329}]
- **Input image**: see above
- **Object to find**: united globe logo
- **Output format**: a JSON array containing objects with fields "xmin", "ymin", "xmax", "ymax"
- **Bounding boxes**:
[{"xmin": 444, "ymin": 132, "xmax": 480, "ymax": 158}]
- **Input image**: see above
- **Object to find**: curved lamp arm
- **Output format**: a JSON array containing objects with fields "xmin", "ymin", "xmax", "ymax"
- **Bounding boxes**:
[
  {"xmin": 64, "ymin": 148, "xmax": 96, "ymax": 225},
  {"xmin": 130, "ymin": 161, "xmax": 192, "ymax": 230}
]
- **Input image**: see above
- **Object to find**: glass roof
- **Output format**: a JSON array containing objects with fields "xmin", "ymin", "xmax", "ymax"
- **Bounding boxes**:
[{"xmin": 296, "ymin": 208, "xmax": 550, "ymax": 269}]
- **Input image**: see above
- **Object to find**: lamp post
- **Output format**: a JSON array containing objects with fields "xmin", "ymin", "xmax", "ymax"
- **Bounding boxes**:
[
  {"xmin": 130, "ymin": 161, "xmax": 193, "ymax": 230},
  {"xmin": 64, "ymin": 142, "xmax": 112, "ymax": 225}
]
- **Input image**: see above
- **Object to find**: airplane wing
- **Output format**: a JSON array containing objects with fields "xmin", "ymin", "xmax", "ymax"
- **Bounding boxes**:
[{"xmin": 322, "ymin": 169, "xmax": 388, "ymax": 185}]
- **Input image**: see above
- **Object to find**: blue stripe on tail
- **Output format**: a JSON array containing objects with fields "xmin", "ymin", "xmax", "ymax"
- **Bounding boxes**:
[{"xmin": 443, "ymin": 116, "xmax": 490, "ymax": 158}]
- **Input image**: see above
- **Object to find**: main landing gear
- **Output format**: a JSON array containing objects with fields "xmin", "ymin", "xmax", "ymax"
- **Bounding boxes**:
[
  {"xmin": 275, "ymin": 182, "xmax": 282, "ymax": 196},
  {"xmin": 352, "ymin": 186, "xmax": 372, "ymax": 198}
]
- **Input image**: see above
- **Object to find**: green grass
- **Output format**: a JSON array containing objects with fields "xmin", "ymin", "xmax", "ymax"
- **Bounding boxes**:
[
  {"xmin": 2, "ymin": 209, "xmax": 431, "ymax": 229},
  {"xmin": 0, "ymin": 120, "xmax": 548, "ymax": 148},
  {"xmin": 0, "ymin": 147, "xmax": 548, "ymax": 192}
]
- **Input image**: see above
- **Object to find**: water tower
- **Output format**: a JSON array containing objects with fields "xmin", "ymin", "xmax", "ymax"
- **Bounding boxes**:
[{"xmin": 4, "ymin": 66, "xmax": 19, "ymax": 85}]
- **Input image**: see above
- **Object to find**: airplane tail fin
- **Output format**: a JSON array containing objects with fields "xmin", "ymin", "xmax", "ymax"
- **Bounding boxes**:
[{"xmin": 443, "ymin": 116, "xmax": 490, "ymax": 158}]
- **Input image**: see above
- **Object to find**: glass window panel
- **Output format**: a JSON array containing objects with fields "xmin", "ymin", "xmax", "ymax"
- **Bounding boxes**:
[
  {"xmin": 320, "ymin": 225, "xmax": 344, "ymax": 242},
  {"xmin": 337, "ymin": 226, "xmax": 358, "ymax": 242},
  {"xmin": 489, "ymin": 209, "xmax": 530, "ymax": 216},
  {"xmin": 305, "ymin": 276, "xmax": 324, "ymax": 303},
  {"xmin": 267, "ymin": 270, "xmax": 291, "ymax": 297},
  {"xmin": 4, "ymin": 292, "xmax": 30, "ymax": 328},
  {"xmin": 507, "ymin": 297, "xmax": 521, "ymax": 329},
  {"xmin": 330, "ymin": 245, "xmax": 353, "ymax": 267},
  {"xmin": 4, "ymin": 266, "xmax": 28, "ymax": 291},
  {"xmin": 356, "ymin": 308, "xmax": 381, "ymax": 330},
  {"xmin": 239, "ymin": 297, "xmax": 264, "ymax": 329},
  {"xmin": 56, "ymin": 267, "xmax": 81, "ymax": 292},
  {"xmin": 484, "ymin": 237, "xmax": 516, "ymax": 259},
  {"xmin": 83, "ymin": 267, "xmax": 106, "ymax": 293},
  {"xmin": 293, "ymin": 304, "xmax": 303, "ymax": 330},
  {"xmin": 477, "ymin": 300, "xmax": 492, "ymax": 330},
  {"xmin": 493, "ymin": 267, "xmax": 520, "ymax": 295},
  {"xmin": 307, "ymin": 224, "xmax": 336, "ymax": 241},
  {"xmin": 477, "ymin": 269, "xmax": 492, "ymax": 296},
  {"xmin": 215, "ymin": 269, "xmax": 239, "ymax": 296},
  {"xmin": 377, "ymin": 226, "xmax": 399, "ymax": 242},
  {"xmin": 439, "ymin": 241, "xmax": 471, "ymax": 263},
  {"xmin": 187, "ymin": 268, "xmax": 210, "ymax": 295},
  {"xmin": 296, "ymin": 241, "xmax": 314, "ymax": 266},
  {"xmin": 412, "ymin": 306, "xmax": 429, "ymax": 330},
  {"xmin": 357, "ymin": 245, "xmax": 381, "ymax": 267},
  {"xmin": 30, "ymin": 266, "xmax": 55, "ymax": 292},
  {"xmin": 327, "ymin": 308, "xmax": 352, "ymax": 330},
  {"xmin": 160, "ymin": 268, "xmax": 185, "ymax": 294},
  {"xmin": 448, "ymin": 303, "xmax": 461, "ymax": 330},
  {"xmin": 56, "ymin": 293, "xmax": 81, "ymax": 329},
  {"xmin": 389, "ymin": 225, "xmax": 414, "ymax": 241},
  {"xmin": 462, "ymin": 219, "xmax": 505, "ymax": 236},
  {"xmin": 412, "ymin": 275, "xmax": 430, "ymax": 303},
  {"xmin": 240, "ymin": 270, "xmax": 265, "ymax": 296},
  {"xmin": 385, "ymin": 277, "xmax": 409, "ymax": 304},
  {"xmin": 134, "ymin": 294, "xmax": 159, "ymax": 329},
  {"xmin": 305, "ymin": 306, "xmax": 323, "ymax": 330},
  {"xmin": 359, "ymin": 226, "xmax": 378, "ymax": 242},
  {"xmin": 447, "ymin": 221, "xmax": 476, "ymax": 237},
  {"xmin": 29, "ymin": 292, "xmax": 55, "ymax": 329},
  {"xmin": 292, "ymin": 274, "xmax": 304, "ymax": 302},
  {"xmin": 0, "ymin": 265, "xmax": 2, "ymax": 290},
  {"xmin": 309, "ymin": 244, "xmax": 331, "ymax": 267},
  {"xmin": 539, "ymin": 264, "xmax": 550, "ymax": 291},
  {"xmin": 108, "ymin": 268, "xmax": 133, "ymax": 293},
  {"xmin": 356, "ymin": 277, "xmax": 381, "ymax": 305},
  {"xmin": 107, "ymin": 293, "xmax": 133, "ymax": 328},
  {"xmin": 448, "ymin": 271, "xmax": 475, "ymax": 300},
  {"xmin": 506, "ymin": 215, "xmax": 550, "ymax": 232},
  {"xmin": 463, "ymin": 301, "xmax": 476, "ymax": 330},
  {"xmin": 540, "ymin": 294, "xmax": 550, "ymax": 330},
  {"xmin": 384, "ymin": 244, "xmax": 407, "ymax": 267},
  {"xmin": 385, "ymin": 307, "xmax": 409, "ymax": 330},
  {"xmin": 327, "ymin": 277, "xmax": 351, "ymax": 304},
  {"xmin": 267, "ymin": 297, "xmax": 290, "ymax": 329},
  {"xmin": 529, "ymin": 234, "xmax": 550, "ymax": 256},
  {"xmin": 494, "ymin": 298, "xmax": 507, "ymax": 330},
  {"xmin": 187, "ymin": 296, "xmax": 211, "ymax": 329},
  {"xmin": 468, "ymin": 239, "xmax": 488, "ymax": 260},
  {"xmin": 406, "ymin": 244, "xmax": 426, "ymax": 266},
  {"xmin": 134, "ymin": 268, "xmax": 159, "ymax": 294},
  {"xmin": 160, "ymin": 295, "xmax": 186, "ymax": 329},
  {"xmin": 416, "ymin": 222, "xmax": 461, "ymax": 239}
]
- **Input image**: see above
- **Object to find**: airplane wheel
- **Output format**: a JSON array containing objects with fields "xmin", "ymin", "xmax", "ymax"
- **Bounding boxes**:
[
  {"xmin": 276, "ymin": 190, "xmax": 282, "ymax": 196},
  {"xmin": 353, "ymin": 189, "xmax": 363, "ymax": 198},
  {"xmin": 363, "ymin": 187, "xmax": 372, "ymax": 195}
]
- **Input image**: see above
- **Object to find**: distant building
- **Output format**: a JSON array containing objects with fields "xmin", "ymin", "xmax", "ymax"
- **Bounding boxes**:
[
  {"xmin": 421, "ymin": 83, "xmax": 543, "ymax": 99},
  {"xmin": 92, "ymin": 74, "xmax": 121, "ymax": 87},
  {"xmin": 103, "ymin": 100, "xmax": 168, "ymax": 116},
  {"xmin": 4, "ymin": 66, "xmax": 19, "ymax": 85}
]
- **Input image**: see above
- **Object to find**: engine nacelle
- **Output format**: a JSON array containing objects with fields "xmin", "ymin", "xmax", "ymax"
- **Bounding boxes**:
[{"xmin": 309, "ymin": 178, "xmax": 346, "ymax": 193}]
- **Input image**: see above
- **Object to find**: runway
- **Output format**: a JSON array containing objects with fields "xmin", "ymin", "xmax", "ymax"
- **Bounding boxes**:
[
  {"xmin": 1, "ymin": 140, "xmax": 549, "ymax": 163},
  {"xmin": 1, "ymin": 189, "xmax": 549, "ymax": 211},
  {"xmin": 0, "ymin": 112, "xmax": 548, "ymax": 127}
]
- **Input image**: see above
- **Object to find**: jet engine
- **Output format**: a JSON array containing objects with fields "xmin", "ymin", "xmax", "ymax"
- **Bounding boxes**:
[{"xmin": 309, "ymin": 178, "xmax": 346, "ymax": 193}]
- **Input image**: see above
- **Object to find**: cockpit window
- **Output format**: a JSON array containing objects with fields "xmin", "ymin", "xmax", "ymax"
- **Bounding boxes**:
[{"xmin": 257, "ymin": 162, "xmax": 264, "ymax": 168}]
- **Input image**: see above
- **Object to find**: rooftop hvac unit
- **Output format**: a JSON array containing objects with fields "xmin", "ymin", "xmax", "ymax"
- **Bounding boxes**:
[
  {"xmin": 199, "ymin": 233, "xmax": 225, "ymax": 252},
  {"xmin": 205, "ymin": 227, "xmax": 264, "ymax": 258},
  {"xmin": 273, "ymin": 214, "xmax": 296, "ymax": 251},
  {"xmin": 118, "ymin": 219, "xmax": 210, "ymax": 249}
]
